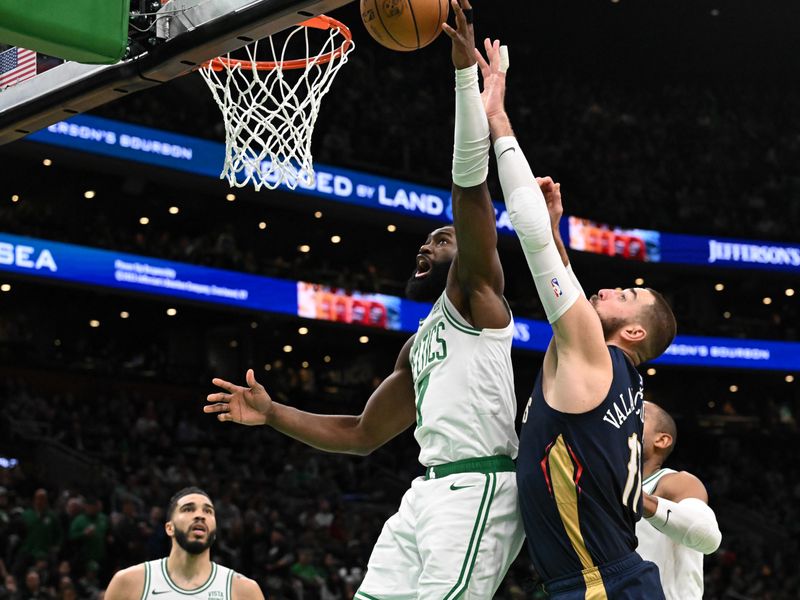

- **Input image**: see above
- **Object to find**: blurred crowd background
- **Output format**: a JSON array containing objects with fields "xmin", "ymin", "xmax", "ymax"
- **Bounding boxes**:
[{"xmin": 1, "ymin": 0, "xmax": 799, "ymax": 598}]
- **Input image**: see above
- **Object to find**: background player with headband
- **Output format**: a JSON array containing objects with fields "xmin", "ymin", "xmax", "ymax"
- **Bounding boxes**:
[
  {"xmin": 205, "ymin": 2, "xmax": 525, "ymax": 597},
  {"xmin": 477, "ymin": 39, "xmax": 677, "ymax": 598},
  {"xmin": 636, "ymin": 401, "xmax": 722, "ymax": 599}
]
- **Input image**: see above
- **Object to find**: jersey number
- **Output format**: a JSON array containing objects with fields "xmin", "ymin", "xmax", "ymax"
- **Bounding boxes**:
[
  {"xmin": 521, "ymin": 397, "xmax": 532, "ymax": 423},
  {"xmin": 415, "ymin": 373, "xmax": 430, "ymax": 427},
  {"xmin": 621, "ymin": 432, "xmax": 642, "ymax": 512}
]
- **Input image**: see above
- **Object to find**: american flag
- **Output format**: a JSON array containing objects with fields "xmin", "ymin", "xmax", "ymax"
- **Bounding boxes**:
[{"xmin": 0, "ymin": 47, "xmax": 37, "ymax": 89}]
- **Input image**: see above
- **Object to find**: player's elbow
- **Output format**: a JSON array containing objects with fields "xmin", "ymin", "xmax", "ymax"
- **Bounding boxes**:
[
  {"xmin": 347, "ymin": 419, "xmax": 379, "ymax": 456},
  {"xmin": 507, "ymin": 192, "xmax": 553, "ymax": 253},
  {"xmin": 348, "ymin": 442, "xmax": 376, "ymax": 457},
  {"xmin": 686, "ymin": 520, "xmax": 722, "ymax": 555}
]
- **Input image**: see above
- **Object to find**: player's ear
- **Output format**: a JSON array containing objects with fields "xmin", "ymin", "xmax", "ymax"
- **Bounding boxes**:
[
  {"xmin": 620, "ymin": 323, "xmax": 646, "ymax": 344},
  {"xmin": 654, "ymin": 432, "xmax": 673, "ymax": 450},
  {"xmin": 165, "ymin": 520, "xmax": 174, "ymax": 538}
]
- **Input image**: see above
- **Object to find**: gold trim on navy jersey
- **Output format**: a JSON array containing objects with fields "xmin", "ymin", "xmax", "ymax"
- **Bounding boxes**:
[{"xmin": 544, "ymin": 434, "xmax": 609, "ymax": 599}]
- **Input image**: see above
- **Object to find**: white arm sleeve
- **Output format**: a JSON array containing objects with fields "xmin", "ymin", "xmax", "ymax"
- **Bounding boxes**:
[
  {"xmin": 495, "ymin": 136, "xmax": 580, "ymax": 323},
  {"xmin": 646, "ymin": 497, "xmax": 722, "ymax": 555},
  {"xmin": 452, "ymin": 64, "xmax": 490, "ymax": 188},
  {"xmin": 566, "ymin": 263, "xmax": 585, "ymax": 298}
]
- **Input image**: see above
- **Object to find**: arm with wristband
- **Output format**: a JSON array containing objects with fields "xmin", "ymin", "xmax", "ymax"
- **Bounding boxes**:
[{"xmin": 439, "ymin": 0, "xmax": 509, "ymax": 330}]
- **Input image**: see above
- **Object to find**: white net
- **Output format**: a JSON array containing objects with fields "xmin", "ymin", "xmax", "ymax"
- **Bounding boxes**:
[{"xmin": 200, "ymin": 18, "xmax": 354, "ymax": 191}]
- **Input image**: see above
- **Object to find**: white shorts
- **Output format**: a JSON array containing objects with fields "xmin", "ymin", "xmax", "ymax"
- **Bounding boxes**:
[{"xmin": 355, "ymin": 470, "xmax": 525, "ymax": 600}]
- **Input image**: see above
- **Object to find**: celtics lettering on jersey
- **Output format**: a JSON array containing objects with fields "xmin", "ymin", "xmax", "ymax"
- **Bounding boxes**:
[
  {"xmin": 410, "ymin": 304, "xmax": 448, "ymax": 428},
  {"xmin": 410, "ymin": 292, "xmax": 519, "ymax": 467}
]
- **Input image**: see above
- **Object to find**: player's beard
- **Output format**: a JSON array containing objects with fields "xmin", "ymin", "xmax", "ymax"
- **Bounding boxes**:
[
  {"xmin": 405, "ymin": 258, "xmax": 452, "ymax": 302},
  {"xmin": 174, "ymin": 525, "xmax": 217, "ymax": 555},
  {"xmin": 599, "ymin": 314, "xmax": 628, "ymax": 341}
]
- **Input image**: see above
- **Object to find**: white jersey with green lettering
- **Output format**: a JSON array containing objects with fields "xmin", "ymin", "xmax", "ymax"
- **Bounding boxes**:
[
  {"xmin": 410, "ymin": 291, "xmax": 519, "ymax": 466},
  {"xmin": 636, "ymin": 468, "xmax": 705, "ymax": 600},
  {"xmin": 141, "ymin": 558, "xmax": 234, "ymax": 600}
]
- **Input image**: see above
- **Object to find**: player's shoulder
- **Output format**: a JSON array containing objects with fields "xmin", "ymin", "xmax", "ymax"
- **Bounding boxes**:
[
  {"xmin": 231, "ymin": 571, "xmax": 264, "ymax": 600},
  {"xmin": 656, "ymin": 469, "xmax": 709, "ymax": 501},
  {"xmin": 106, "ymin": 563, "xmax": 146, "ymax": 599}
]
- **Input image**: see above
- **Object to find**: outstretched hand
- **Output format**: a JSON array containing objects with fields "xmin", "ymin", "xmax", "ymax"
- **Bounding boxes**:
[
  {"xmin": 441, "ymin": 0, "xmax": 477, "ymax": 70},
  {"xmin": 475, "ymin": 38, "xmax": 508, "ymax": 119},
  {"xmin": 205, "ymin": 369, "xmax": 273, "ymax": 426}
]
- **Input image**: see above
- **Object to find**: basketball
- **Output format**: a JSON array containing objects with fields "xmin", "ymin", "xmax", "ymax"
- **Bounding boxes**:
[{"xmin": 360, "ymin": 0, "xmax": 450, "ymax": 52}]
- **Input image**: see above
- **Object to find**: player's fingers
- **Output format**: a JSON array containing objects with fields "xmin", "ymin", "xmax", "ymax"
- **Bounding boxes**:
[
  {"xmin": 205, "ymin": 403, "xmax": 231, "ymax": 414},
  {"xmin": 441, "ymin": 22, "xmax": 457, "ymax": 39},
  {"xmin": 206, "ymin": 392, "xmax": 231, "ymax": 403},
  {"xmin": 217, "ymin": 413, "xmax": 232, "ymax": 423},
  {"xmin": 461, "ymin": 0, "xmax": 472, "ymax": 10},
  {"xmin": 451, "ymin": 0, "xmax": 467, "ymax": 30},
  {"xmin": 211, "ymin": 377, "xmax": 237, "ymax": 392},
  {"xmin": 474, "ymin": 48, "xmax": 490, "ymax": 73}
]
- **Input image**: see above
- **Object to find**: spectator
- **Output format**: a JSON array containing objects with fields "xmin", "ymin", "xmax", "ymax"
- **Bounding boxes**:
[
  {"xmin": 14, "ymin": 491, "xmax": 60, "ymax": 576},
  {"xmin": 67, "ymin": 500, "xmax": 108, "ymax": 577}
]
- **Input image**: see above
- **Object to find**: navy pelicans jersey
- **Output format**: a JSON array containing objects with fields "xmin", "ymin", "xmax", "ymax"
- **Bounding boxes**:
[{"xmin": 517, "ymin": 346, "xmax": 645, "ymax": 584}]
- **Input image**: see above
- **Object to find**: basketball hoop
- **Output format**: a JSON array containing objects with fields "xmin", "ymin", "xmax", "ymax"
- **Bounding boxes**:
[{"xmin": 200, "ymin": 16, "xmax": 354, "ymax": 191}]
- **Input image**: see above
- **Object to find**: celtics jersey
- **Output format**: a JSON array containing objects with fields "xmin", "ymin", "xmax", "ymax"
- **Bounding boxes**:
[
  {"xmin": 141, "ymin": 558, "xmax": 234, "ymax": 600},
  {"xmin": 636, "ymin": 468, "xmax": 705, "ymax": 600},
  {"xmin": 410, "ymin": 291, "xmax": 518, "ymax": 466}
]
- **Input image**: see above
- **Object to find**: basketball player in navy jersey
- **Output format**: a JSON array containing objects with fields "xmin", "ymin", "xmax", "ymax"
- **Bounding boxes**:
[{"xmin": 476, "ymin": 43, "xmax": 677, "ymax": 598}]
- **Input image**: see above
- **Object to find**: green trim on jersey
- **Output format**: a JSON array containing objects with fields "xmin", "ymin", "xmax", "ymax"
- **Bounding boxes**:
[
  {"xmin": 160, "ymin": 559, "xmax": 218, "ymax": 595},
  {"xmin": 443, "ymin": 473, "xmax": 497, "ymax": 599},
  {"xmin": 225, "ymin": 568, "xmax": 233, "ymax": 599},
  {"xmin": 425, "ymin": 455, "xmax": 515, "ymax": 479},
  {"xmin": 354, "ymin": 590, "xmax": 385, "ymax": 600},
  {"xmin": 441, "ymin": 300, "xmax": 481, "ymax": 336},
  {"xmin": 141, "ymin": 561, "xmax": 151, "ymax": 600},
  {"xmin": 643, "ymin": 468, "xmax": 669, "ymax": 486}
]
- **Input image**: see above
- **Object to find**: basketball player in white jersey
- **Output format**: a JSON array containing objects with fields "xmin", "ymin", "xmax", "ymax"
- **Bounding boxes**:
[
  {"xmin": 104, "ymin": 487, "xmax": 263, "ymax": 600},
  {"xmin": 636, "ymin": 402, "xmax": 722, "ymax": 599},
  {"xmin": 204, "ymin": 2, "xmax": 525, "ymax": 597}
]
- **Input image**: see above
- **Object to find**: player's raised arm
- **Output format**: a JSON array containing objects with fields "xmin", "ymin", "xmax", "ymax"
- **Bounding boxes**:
[
  {"xmin": 205, "ymin": 336, "xmax": 417, "ymax": 455},
  {"xmin": 481, "ymin": 41, "xmax": 611, "ymax": 411},
  {"xmin": 440, "ymin": 0, "xmax": 507, "ymax": 329}
]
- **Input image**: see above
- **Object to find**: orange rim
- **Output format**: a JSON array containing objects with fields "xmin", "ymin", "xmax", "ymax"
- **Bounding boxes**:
[{"xmin": 203, "ymin": 15, "xmax": 352, "ymax": 72}]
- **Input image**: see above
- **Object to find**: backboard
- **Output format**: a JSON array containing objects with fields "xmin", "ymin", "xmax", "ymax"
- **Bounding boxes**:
[{"xmin": 0, "ymin": 0, "xmax": 355, "ymax": 145}]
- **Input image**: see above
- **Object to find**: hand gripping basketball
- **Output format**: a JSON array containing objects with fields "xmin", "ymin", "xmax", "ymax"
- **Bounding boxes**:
[{"xmin": 205, "ymin": 369, "xmax": 273, "ymax": 426}]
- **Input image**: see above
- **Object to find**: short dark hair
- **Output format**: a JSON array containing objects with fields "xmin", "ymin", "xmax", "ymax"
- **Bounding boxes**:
[
  {"xmin": 640, "ymin": 289, "xmax": 677, "ymax": 362},
  {"xmin": 166, "ymin": 487, "xmax": 212, "ymax": 520},
  {"xmin": 647, "ymin": 402, "xmax": 678, "ymax": 458}
]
